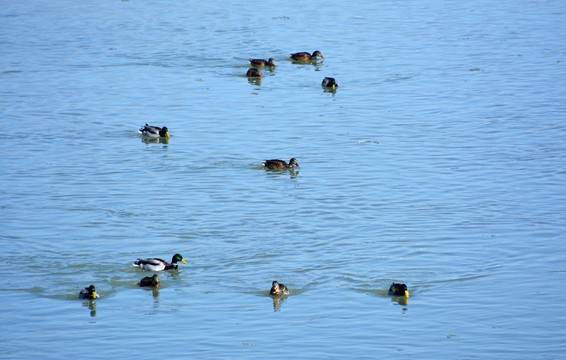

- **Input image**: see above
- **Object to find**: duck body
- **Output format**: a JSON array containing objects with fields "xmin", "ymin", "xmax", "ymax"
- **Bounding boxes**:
[
  {"xmin": 322, "ymin": 77, "xmax": 338, "ymax": 89},
  {"xmin": 388, "ymin": 283, "xmax": 410, "ymax": 297},
  {"xmin": 246, "ymin": 68, "xmax": 262, "ymax": 78},
  {"xmin": 262, "ymin": 158, "xmax": 300, "ymax": 169},
  {"xmin": 140, "ymin": 274, "xmax": 160, "ymax": 287},
  {"xmin": 290, "ymin": 50, "xmax": 324, "ymax": 61},
  {"xmin": 79, "ymin": 285, "xmax": 98, "ymax": 299},
  {"xmin": 139, "ymin": 124, "xmax": 170, "ymax": 138},
  {"xmin": 133, "ymin": 253, "xmax": 187, "ymax": 271},
  {"xmin": 270, "ymin": 281, "xmax": 289, "ymax": 296},
  {"xmin": 249, "ymin": 58, "xmax": 275, "ymax": 68}
]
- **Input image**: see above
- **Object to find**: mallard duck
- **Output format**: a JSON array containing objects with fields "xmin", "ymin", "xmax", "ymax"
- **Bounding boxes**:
[
  {"xmin": 388, "ymin": 283, "xmax": 409, "ymax": 297},
  {"xmin": 133, "ymin": 253, "xmax": 187, "ymax": 271},
  {"xmin": 262, "ymin": 158, "xmax": 300, "ymax": 169},
  {"xmin": 79, "ymin": 285, "xmax": 98, "ymax": 299},
  {"xmin": 246, "ymin": 68, "xmax": 262, "ymax": 78},
  {"xmin": 139, "ymin": 124, "xmax": 170, "ymax": 138},
  {"xmin": 140, "ymin": 274, "xmax": 160, "ymax": 287},
  {"xmin": 290, "ymin": 50, "xmax": 324, "ymax": 61},
  {"xmin": 322, "ymin": 77, "xmax": 338, "ymax": 89},
  {"xmin": 249, "ymin": 58, "xmax": 275, "ymax": 68},
  {"xmin": 270, "ymin": 281, "xmax": 289, "ymax": 296}
]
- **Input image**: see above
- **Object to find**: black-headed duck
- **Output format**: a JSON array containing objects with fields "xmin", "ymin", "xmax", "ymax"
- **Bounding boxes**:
[
  {"xmin": 139, "ymin": 124, "xmax": 170, "ymax": 138},
  {"xmin": 249, "ymin": 58, "xmax": 275, "ymax": 68},
  {"xmin": 388, "ymin": 283, "xmax": 410, "ymax": 297},
  {"xmin": 79, "ymin": 285, "xmax": 98, "ymax": 299},
  {"xmin": 270, "ymin": 281, "xmax": 289, "ymax": 296},
  {"xmin": 290, "ymin": 50, "xmax": 324, "ymax": 61},
  {"xmin": 322, "ymin": 77, "xmax": 338, "ymax": 89},
  {"xmin": 134, "ymin": 254, "xmax": 187, "ymax": 271},
  {"xmin": 262, "ymin": 158, "xmax": 300, "ymax": 169}
]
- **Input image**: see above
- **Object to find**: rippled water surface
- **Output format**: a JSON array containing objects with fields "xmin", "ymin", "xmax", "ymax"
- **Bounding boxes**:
[{"xmin": 1, "ymin": 0, "xmax": 565, "ymax": 358}]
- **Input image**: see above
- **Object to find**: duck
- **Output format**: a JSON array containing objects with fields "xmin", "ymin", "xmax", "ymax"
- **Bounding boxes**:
[
  {"xmin": 322, "ymin": 77, "xmax": 338, "ymax": 89},
  {"xmin": 133, "ymin": 253, "xmax": 187, "ymax": 271},
  {"xmin": 270, "ymin": 281, "xmax": 289, "ymax": 296},
  {"xmin": 262, "ymin": 158, "xmax": 300, "ymax": 169},
  {"xmin": 79, "ymin": 285, "xmax": 98, "ymax": 299},
  {"xmin": 249, "ymin": 58, "xmax": 275, "ymax": 68},
  {"xmin": 290, "ymin": 50, "xmax": 324, "ymax": 61},
  {"xmin": 140, "ymin": 274, "xmax": 160, "ymax": 288},
  {"xmin": 388, "ymin": 283, "xmax": 410, "ymax": 297},
  {"xmin": 246, "ymin": 68, "xmax": 262, "ymax": 78},
  {"xmin": 139, "ymin": 124, "xmax": 170, "ymax": 138}
]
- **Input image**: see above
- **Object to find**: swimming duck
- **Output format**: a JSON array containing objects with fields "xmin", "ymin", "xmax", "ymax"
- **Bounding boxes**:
[
  {"xmin": 79, "ymin": 285, "xmax": 98, "ymax": 299},
  {"xmin": 290, "ymin": 50, "xmax": 324, "ymax": 61},
  {"xmin": 139, "ymin": 124, "xmax": 170, "ymax": 138},
  {"xmin": 133, "ymin": 253, "xmax": 187, "ymax": 271},
  {"xmin": 322, "ymin": 77, "xmax": 338, "ymax": 89},
  {"xmin": 249, "ymin": 58, "xmax": 275, "ymax": 68},
  {"xmin": 270, "ymin": 281, "xmax": 289, "ymax": 296},
  {"xmin": 246, "ymin": 68, "xmax": 262, "ymax": 78},
  {"xmin": 388, "ymin": 283, "xmax": 410, "ymax": 297},
  {"xmin": 140, "ymin": 274, "xmax": 160, "ymax": 288},
  {"xmin": 262, "ymin": 158, "xmax": 300, "ymax": 169}
]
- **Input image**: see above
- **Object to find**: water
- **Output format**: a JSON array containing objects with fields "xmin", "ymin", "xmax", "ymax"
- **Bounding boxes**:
[{"xmin": 1, "ymin": 0, "xmax": 565, "ymax": 358}]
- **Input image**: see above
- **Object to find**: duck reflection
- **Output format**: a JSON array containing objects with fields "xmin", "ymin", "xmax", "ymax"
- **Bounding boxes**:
[
  {"xmin": 291, "ymin": 59, "xmax": 324, "ymax": 66},
  {"xmin": 141, "ymin": 137, "xmax": 169, "ymax": 144},
  {"xmin": 152, "ymin": 288, "xmax": 160, "ymax": 298},
  {"xmin": 271, "ymin": 295, "xmax": 288, "ymax": 312},
  {"xmin": 391, "ymin": 296, "xmax": 408, "ymax": 306},
  {"xmin": 81, "ymin": 300, "xmax": 97, "ymax": 317},
  {"xmin": 247, "ymin": 77, "xmax": 262, "ymax": 86}
]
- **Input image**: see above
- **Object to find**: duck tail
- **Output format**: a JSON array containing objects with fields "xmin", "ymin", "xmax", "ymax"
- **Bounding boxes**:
[{"xmin": 133, "ymin": 259, "xmax": 141, "ymax": 267}]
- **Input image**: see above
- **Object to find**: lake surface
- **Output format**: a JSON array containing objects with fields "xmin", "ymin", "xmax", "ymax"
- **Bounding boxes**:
[{"xmin": 1, "ymin": 0, "xmax": 565, "ymax": 358}]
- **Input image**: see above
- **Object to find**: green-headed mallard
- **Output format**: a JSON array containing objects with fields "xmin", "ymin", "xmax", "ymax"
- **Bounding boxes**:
[
  {"xmin": 139, "ymin": 124, "xmax": 170, "ymax": 138},
  {"xmin": 270, "ymin": 281, "xmax": 289, "ymax": 296},
  {"xmin": 140, "ymin": 274, "xmax": 160, "ymax": 287},
  {"xmin": 79, "ymin": 285, "xmax": 98, "ymax": 299},
  {"xmin": 249, "ymin": 58, "xmax": 275, "ymax": 68},
  {"xmin": 322, "ymin": 77, "xmax": 338, "ymax": 89},
  {"xmin": 388, "ymin": 283, "xmax": 409, "ymax": 297},
  {"xmin": 262, "ymin": 158, "xmax": 300, "ymax": 169},
  {"xmin": 290, "ymin": 50, "xmax": 324, "ymax": 61},
  {"xmin": 133, "ymin": 253, "xmax": 187, "ymax": 271},
  {"xmin": 246, "ymin": 68, "xmax": 262, "ymax": 78}
]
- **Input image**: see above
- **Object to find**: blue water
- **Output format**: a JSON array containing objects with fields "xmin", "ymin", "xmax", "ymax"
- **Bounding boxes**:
[{"xmin": 1, "ymin": 0, "xmax": 565, "ymax": 358}]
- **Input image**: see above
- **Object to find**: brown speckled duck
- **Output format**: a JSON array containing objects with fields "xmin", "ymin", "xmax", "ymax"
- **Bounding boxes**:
[
  {"xmin": 270, "ymin": 281, "xmax": 289, "ymax": 296},
  {"xmin": 140, "ymin": 274, "xmax": 160, "ymax": 288},
  {"xmin": 388, "ymin": 283, "xmax": 410, "ymax": 297},
  {"xmin": 249, "ymin": 58, "xmax": 275, "ymax": 68},
  {"xmin": 290, "ymin": 50, "xmax": 324, "ymax": 61},
  {"xmin": 246, "ymin": 68, "xmax": 262, "ymax": 78},
  {"xmin": 262, "ymin": 158, "xmax": 300, "ymax": 169}
]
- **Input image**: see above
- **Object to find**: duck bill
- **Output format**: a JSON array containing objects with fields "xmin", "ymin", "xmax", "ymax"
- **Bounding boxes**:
[
  {"xmin": 93, "ymin": 292, "xmax": 99, "ymax": 299},
  {"xmin": 405, "ymin": 290, "xmax": 410, "ymax": 298},
  {"xmin": 181, "ymin": 259, "xmax": 187, "ymax": 264},
  {"xmin": 166, "ymin": 132, "xmax": 170, "ymax": 138}
]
